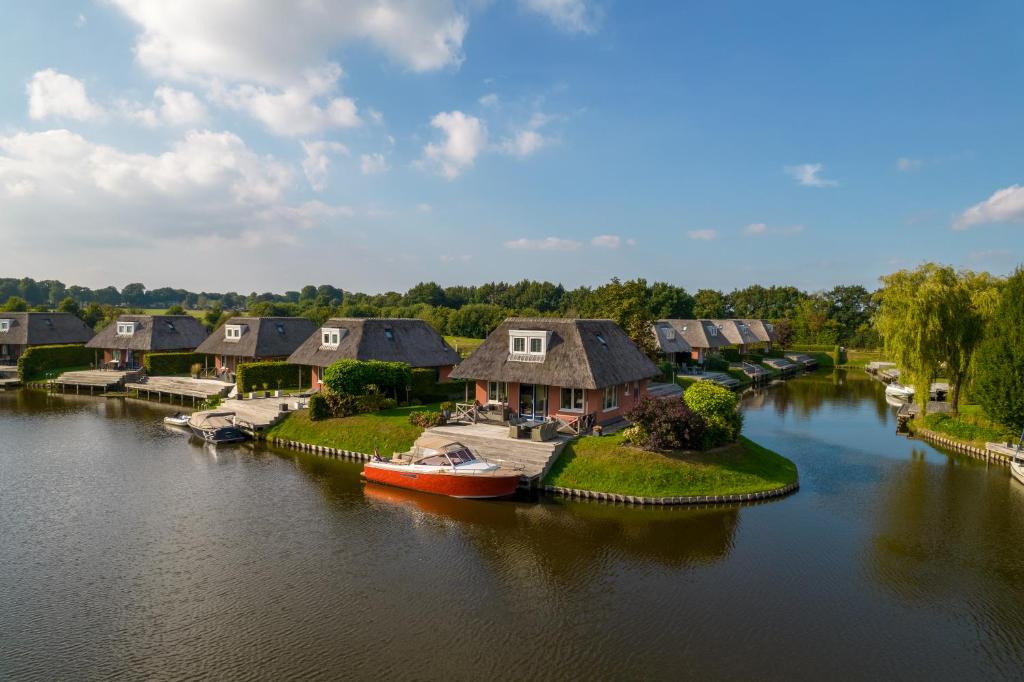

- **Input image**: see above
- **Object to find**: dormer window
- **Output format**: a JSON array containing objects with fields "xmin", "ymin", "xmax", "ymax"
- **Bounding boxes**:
[
  {"xmin": 766, "ymin": 323, "xmax": 774, "ymax": 332},
  {"xmin": 709, "ymin": 326, "xmax": 718, "ymax": 337},
  {"xmin": 225, "ymin": 325, "xmax": 243, "ymax": 341},
  {"xmin": 116, "ymin": 322, "xmax": 136, "ymax": 336},
  {"xmin": 508, "ymin": 330, "xmax": 548, "ymax": 362},
  {"xmin": 661, "ymin": 326, "xmax": 675, "ymax": 340},
  {"xmin": 0, "ymin": 319, "xmax": 10, "ymax": 332},
  {"xmin": 321, "ymin": 328, "xmax": 341, "ymax": 348}
]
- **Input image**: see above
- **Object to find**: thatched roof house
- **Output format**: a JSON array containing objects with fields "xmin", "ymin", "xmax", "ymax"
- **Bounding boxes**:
[
  {"xmin": 711, "ymin": 319, "xmax": 762, "ymax": 347},
  {"xmin": 653, "ymin": 318, "xmax": 778, "ymax": 364},
  {"xmin": 196, "ymin": 317, "xmax": 315, "ymax": 376},
  {"xmin": 740, "ymin": 319, "xmax": 778, "ymax": 344},
  {"xmin": 86, "ymin": 314, "xmax": 208, "ymax": 370},
  {"xmin": 450, "ymin": 318, "xmax": 658, "ymax": 427},
  {"xmin": 0, "ymin": 312, "xmax": 94, "ymax": 364},
  {"xmin": 287, "ymin": 318, "xmax": 461, "ymax": 389}
]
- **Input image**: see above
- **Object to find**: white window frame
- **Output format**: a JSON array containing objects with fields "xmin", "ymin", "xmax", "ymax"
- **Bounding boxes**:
[
  {"xmin": 487, "ymin": 381, "xmax": 508, "ymax": 404},
  {"xmin": 0, "ymin": 319, "xmax": 10, "ymax": 332},
  {"xmin": 508, "ymin": 330, "xmax": 547, "ymax": 358},
  {"xmin": 560, "ymin": 387, "xmax": 584, "ymax": 412},
  {"xmin": 321, "ymin": 328, "xmax": 341, "ymax": 348},
  {"xmin": 603, "ymin": 385, "xmax": 619, "ymax": 411},
  {"xmin": 225, "ymin": 325, "xmax": 243, "ymax": 341},
  {"xmin": 512, "ymin": 336, "xmax": 526, "ymax": 353},
  {"xmin": 116, "ymin": 322, "xmax": 136, "ymax": 336}
]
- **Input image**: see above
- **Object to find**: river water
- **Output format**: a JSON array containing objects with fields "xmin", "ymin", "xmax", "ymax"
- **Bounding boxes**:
[{"xmin": 1, "ymin": 371, "xmax": 1023, "ymax": 680}]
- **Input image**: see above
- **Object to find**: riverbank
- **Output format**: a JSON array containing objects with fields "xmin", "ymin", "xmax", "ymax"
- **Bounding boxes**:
[
  {"xmin": 265, "ymin": 403, "xmax": 440, "ymax": 456},
  {"xmin": 542, "ymin": 434, "xmax": 798, "ymax": 501}
]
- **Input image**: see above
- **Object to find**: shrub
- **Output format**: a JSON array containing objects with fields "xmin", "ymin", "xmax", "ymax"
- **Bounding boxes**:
[
  {"xmin": 190, "ymin": 363, "xmax": 202, "ymax": 377},
  {"xmin": 721, "ymin": 347, "xmax": 741, "ymax": 362},
  {"xmin": 236, "ymin": 361, "xmax": 305, "ymax": 394},
  {"xmin": 408, "ymin": 367, "xmax": 464, "ymax": 402},
  {"xmin": 408, "ymin": 410, "xmax": 445, "ymax": 428},
  {"xmin": 625, "ymin": 397, "xmax": 705, "ymax": 451},
  {"xmin": 322, "ymin": 359, "xmax": 412, "ymax": 397},
  {"xmin": 144, "ymin": 352, "xmax": 205, "ymax": 376},
  {"xmin": 17, "ymin": 344, "xmax": 93, "ymax": 381},
  {"xmin": 705, "ymin": 356, "xmax": 729, "ymax": 372},
  {"xmin": 309, "ymin": 393, "xmax": 331, "ymax": 421},
  {"xmin": 356, "ymin": 391, "xmax": 397, "ymax": 413},
  {"xmin": 683, "ymin": 381, "xmax": 743, "ymax": 448},
  {"xmin": 658, "ymin": 360, "xmax": 675, "ymax": 381},
  {"xmin": 621, "ymin": 424, "xmax": 648, "ymax": 446}
]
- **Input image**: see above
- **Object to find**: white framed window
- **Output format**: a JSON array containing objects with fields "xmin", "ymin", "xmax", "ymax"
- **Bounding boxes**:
[
  {"xmin": 116, "ymin": 322, "xmax": 136, "ymax": 336},
  {"xmin": 0, "ymin": 319, "xmax": 10, "ymax": 332},
  {"xmin": 512, "ymin": 336, "xmax": 526, "ymax": 353},
  {"xmin": 560, "ymin": 387, "xmax": 584, "ymax": 412},
  {"xmin": 225, "ymin": 325, "xmax": 243, "ymax": 341},
  {"xmin": 603, "ymin": 385, "xmax": 619, "ymax": 411},
  {"xmin": 529, "ymin": 337, "xmax": 542, "ymax": 353},
  {"xmin": 508, "ymin": 330, "xmax": 548, "ymax": 361},
  {"xmin": 487, "ymin": 381, "xmax": 508, "ymax": 403},
  {"xmin": 321, "ymin": 328, "xmax": 341, "ymax": 348}
]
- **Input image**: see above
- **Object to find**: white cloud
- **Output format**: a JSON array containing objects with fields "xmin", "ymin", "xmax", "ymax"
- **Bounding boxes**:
[
  {"xmin": 743, "ymin": 222, "xmax": 767, "ymax": 235},
  {"xmin": 522, "ymin": 0, "xmax": 602, "ymax": 34},
  {"xmin": 479, "ymin": 93, "xmax": 499, "ymax": 108},
  {"xmin": 109, "ymin": 0, "xmax": 468, "ymax": 86},
  {"xmin": 897, "ymin": 157, "xmax": 923, "ymax": 172},
  {"xmin": 301, "ymin": 140, "xmax": 350, "ymax": 191},
  {"xmin": 743, "ymin": 222, "xmax": 804, "ymax": 236},
  {"xmin": 440, "ymin": 253, "xmax": 472, "ymax": 263},
  {"xmin": 498, "ymin": 111, "xmax": 554, "ymax": 158},
  {"xmin": 503, "ymin": 237, "xmax": 583, "ymax": 251},
  {"xmin": 360, "ymin": 152, "xmax": 389, "ymax": 175},
  {"xmin": 591, "ymin": 234, "xmax": 621, "ymax": 248},
  {"xmin": 416, "ymin": 203, "xmax": 433, "ymax": 213},
  {"xmin": 687, "ymin": 229, "xmax": 717, "ymax": 241},
  {"xmin": 76, "ymin": 13, "xmax": 87, "ymax": 28},
  {"xmin": 27, "ymin": 69, "xmax": 105, "ymax": 122},
  {"xmin": 422, "ymin": 110, "xmax": 487, "ymax": 179},
  {"xmin": 954, "ymin": 184, "xmax": 1024, "ymax": 230},
  {"xmin": 210, "ymin": 63, "xmax": 359, "ymax": 136},
  {"xmin": 121, "ymin": 86, "xmax": 207, "ymax": 127},
  {"xmin": 784, "ymin": 162, "xmax": 838, "ymax": 187}
]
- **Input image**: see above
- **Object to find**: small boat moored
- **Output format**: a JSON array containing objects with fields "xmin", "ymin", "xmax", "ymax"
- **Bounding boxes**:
[
  {"xmin": 362, "ymin": 436, "xmax": 522, "ymax": 499},
  {"xmin": 164, "ymin": 413, "xmax": 190, "ymax": 427},
  {"xmin": 188, "ymin": 411, "xmax": 249, "ymax": 444},
  {"xmin": 885, "ymin": 383, "xmax": 915, "ymax": 401}
]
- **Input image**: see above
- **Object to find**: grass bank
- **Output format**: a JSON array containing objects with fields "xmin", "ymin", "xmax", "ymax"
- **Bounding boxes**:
[
  {"xmin": 544, "ymin": 434, "xmax": 797, "ymax": 498},
  {"xmin": 909, "ymin": 403, "xmax": 1016, "ymax": 449},
  {"xmin": 266, "ymin": 402, "xmax": 440, "ymax": 455},
  {"xmin": 444, "ymin": 336, "xmax": 484, "ymax": 358}
]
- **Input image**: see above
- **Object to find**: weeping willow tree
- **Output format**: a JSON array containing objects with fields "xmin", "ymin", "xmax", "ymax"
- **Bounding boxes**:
[{"xmin": 875, "ymin": 264, "xmax": 995, "ymax": 414}]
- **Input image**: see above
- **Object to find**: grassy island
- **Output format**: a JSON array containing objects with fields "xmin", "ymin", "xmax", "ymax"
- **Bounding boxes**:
[
  {"xmin": 266, "ymin": 402, "xmax": 439, "ymax": 455},
  {"xmin": 543, "ymin": 434, "xmax": 798, "ymax": 498},
  {"xmin": 908, "ymin": 404, "xmax": 1016, "ymax": 449}
]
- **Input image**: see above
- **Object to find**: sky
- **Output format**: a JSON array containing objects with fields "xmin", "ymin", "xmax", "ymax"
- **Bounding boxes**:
[{"xmin": 1, "ymin": 0, "xmax": 1022, "ymax": 295}]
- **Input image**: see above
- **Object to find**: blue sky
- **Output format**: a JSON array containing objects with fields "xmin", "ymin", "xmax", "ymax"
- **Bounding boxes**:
[{"xmin": 1, "ymin": 0, "xmax": 1022, "ymax": 294}]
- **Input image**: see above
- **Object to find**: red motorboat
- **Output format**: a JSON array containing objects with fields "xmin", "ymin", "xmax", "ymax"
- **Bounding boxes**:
[{"xmin": 362, "ymin": 436, "xmax": 522, "ymax": 499}]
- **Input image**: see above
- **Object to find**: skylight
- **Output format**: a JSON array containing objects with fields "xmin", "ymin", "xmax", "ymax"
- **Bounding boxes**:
[{"xmin": 384, "ymin": 328, "xmax": 394, "ymax": 340}]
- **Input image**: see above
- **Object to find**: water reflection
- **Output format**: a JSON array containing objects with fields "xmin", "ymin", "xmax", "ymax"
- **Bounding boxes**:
[{"xmin": 745, "ymin": 369, "xmax": 891, "ymax": 425}]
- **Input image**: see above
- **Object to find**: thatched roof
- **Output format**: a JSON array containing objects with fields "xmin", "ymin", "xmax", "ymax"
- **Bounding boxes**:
[
  {"xmin": 711, "ymin": 319, "xmax": 762, "ymax": 346},
  {"xmin": 286, "ymin": 318, "xmax": 461, "ymax": 369},
  {"xmin": 449, "ymin": 318, "xmax": 659, "ymax": 389},
  {"xmin": 651, "ymin": 321, "xmax": 693, "ymax": 355},
  {"xmin": 0, "ymin": 312, "xmax": 93, "ymax": 346},
  {"xmin": 195, "ymin": 317, "xmax": 315, "ymax": 358},
  {"xmin": 740, "ymin": 319, "xmax": 778, "ymax": 343},
  {"xmin": 652, "ymin": 320, "xmax": 730, "ymax": 351},
  {"xmin": 86, "ymin": 315, "xmax": 209, "ymax": 352}
]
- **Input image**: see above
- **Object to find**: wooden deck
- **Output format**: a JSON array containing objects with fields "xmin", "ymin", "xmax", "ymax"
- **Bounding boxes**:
[
  {"xmin": 125, "ymin": 376, "xmax": 234, "ymax": 405},
  {"xmin": 647, "ymin": 382, "xmax": 683, "ymax": 398},
  {"xmin": 52, "ymin": 369, "xmax": 138, "ymax": 392},
  {"xmin": 189, "ymin": 396, "xmax": 308, "ymax": 433},
  {"xmin": 420, "ymin": 422, "xmax": 571, "ymax": 480}
]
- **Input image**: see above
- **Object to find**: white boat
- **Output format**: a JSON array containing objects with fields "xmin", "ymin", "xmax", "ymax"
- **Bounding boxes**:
[
  {"xmin": 884, "ymin": 383, "xmax": 914, "ymax": 400},
  {"xmin": 1012, "ymin": 456, "xmax": 1024, "ymax": 487},
  {"xmin": 163, "ymin": 413, "xmax": 190, "ymax": 427}
]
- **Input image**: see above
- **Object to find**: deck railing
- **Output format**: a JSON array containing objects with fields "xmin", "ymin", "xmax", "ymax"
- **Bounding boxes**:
[
  {"xmin": 555, "ymin": 412, "xmax": 597, "ymax": 436},
  {"xmin": 454, "ymin": 402, "xmax": 478, "ymax": 423}
]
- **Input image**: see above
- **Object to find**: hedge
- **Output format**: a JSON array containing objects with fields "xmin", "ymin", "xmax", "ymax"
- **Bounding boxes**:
[
  {"xmin": 705, "ymin": 357, "xmax": 729, "ymax": 372},
  {"xmin": 322, "ymin": 359, "xmax": 411, "ymax": 397},
  {"xmin": 409, "ymin": 367, "xmax": 465, "ymax": 402},
  {"xmin": 144, "ymin": 352, "xmax": 205, "ymax": 376},
  {"xmin": 17, "ymin": 344, "xmax": 93, "ymax": 381},
  {"xmin": 236, "ymin": 361, "xmax": 307, "ymax": 393},
  {"xmin": 721, "ymin": 348, "xmax": 741, "ymax": 362}
]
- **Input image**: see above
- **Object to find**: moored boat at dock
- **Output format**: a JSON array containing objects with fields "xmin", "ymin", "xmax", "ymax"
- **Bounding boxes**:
[
  {"xmin": 362, "ymin": 436, "xmax": 522, "ymax": 499},
  {"xmin": 188, "ymin": 411, "xmax": 249, "ymax": 444}
]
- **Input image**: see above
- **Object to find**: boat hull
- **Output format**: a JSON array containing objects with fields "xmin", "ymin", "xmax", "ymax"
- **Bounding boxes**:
[
  {"xmin": 1012, "ymin": 460, "xmax": 1024, "ymax": 487},
  {"xmin": 362, "ymin": 465, "xmax": 521, "ymax": 499},
  {"xmin": 190, "ymin": 426, "xmax": 248, "ymax": 444}
]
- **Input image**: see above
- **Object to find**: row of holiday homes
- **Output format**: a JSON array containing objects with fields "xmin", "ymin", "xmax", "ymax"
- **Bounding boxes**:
[{"xmin": 2, "ymin": 312, "xmax": 777, "ymax": 427}]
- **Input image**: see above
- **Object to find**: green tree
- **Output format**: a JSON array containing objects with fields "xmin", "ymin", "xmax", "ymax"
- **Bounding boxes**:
[
  {"xmin": 57, "ymin": 297, "xmax": 81, "ymax": 317},
  {"xmin": 1, "ymin": 296, "xmax": 29, "ymax": 312},
  {"xmin": 447, "ymin": 303, "xmax": 507, "ymax": 338},
  {"xmin": 972, "ymin": 268, "xmax": 1024, "ymax": 430},
  {"xmin": 579, "ymin": 278, "xmax": 657, "ymax": 355},
  {"xmin": 648, "ymin": 282, "xmax": 694, "ymax": 319},
  {"xmin": 692, "ymin": 289, "xmax": 727, "ymax": 318},
  {"xmin": 165, "ymin": 304, "xmax": 186, "ymax": 315}
]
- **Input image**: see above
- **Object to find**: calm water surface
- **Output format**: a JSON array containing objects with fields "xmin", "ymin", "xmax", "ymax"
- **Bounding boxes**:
[{"xmin": 2, "ymin": 371, "xmax": 1023, "ymax": 680}]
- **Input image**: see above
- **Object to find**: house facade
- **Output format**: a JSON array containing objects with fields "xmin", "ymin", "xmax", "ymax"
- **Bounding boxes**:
[
  {"xmin": 195, "ymin": 316, "xmax": 315, "ymax": 380},
  {"xmin": 287, "ymin": 318, "xmax": 461, "ymax": 391},
  {"xmin": 449, "ymin": 318, "xmax": 660, "ymax": 428},
  {"xmin": 85, "ymin": 314, "xmax": 209, "ymax": 370},
  {"xmin": 0, "ymin": 312, "xmax": 94, "ymax": 364}
]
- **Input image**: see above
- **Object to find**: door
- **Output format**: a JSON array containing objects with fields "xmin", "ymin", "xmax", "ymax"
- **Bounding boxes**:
[{"xmin": 519, "ymin": 384, "xmax": 536, "ymax": 421}]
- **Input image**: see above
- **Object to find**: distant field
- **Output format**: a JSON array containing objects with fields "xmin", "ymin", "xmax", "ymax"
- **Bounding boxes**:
[
  {"xmin": 444, "ymin": 336, "xmax": 484, "ymax": 357},
  {"xmin": 140, "ymin": 308, "xmax": 206, "ymax": 320}
]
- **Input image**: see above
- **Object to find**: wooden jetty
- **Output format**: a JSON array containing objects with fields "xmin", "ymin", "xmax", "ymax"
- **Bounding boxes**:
[
  {"xmin": 124, "ymin": 376, "xmax": 234, "ymax": 406},
  {"xmin": 762, "ymin": 357, "xmax": 800, "ymax": 375},
  {"xmin": 420, "ymin": 422, "xmax": 571, "ymax": 482},
  {"xmin": 52, "ymin": 369, "xmax": 138, "ymax": 393},
  {"xmin": 0, "ymin": 365, "xmax": 20, "ymax": 388},
  {"xmin": 189, "ymin": 396, "xmax": 307, "ymax": 436}
]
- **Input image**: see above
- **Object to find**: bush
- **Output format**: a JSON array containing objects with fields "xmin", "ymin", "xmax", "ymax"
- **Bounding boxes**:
[
  {"xmin": 144, "ymin": 352, "xmax": 205, "ymax": 376},
  {"xmin": 17, "ymin": 344, "xmax": 93, "ymax": 381},
  {"xmin": 721, "ymin": 347, "xmax": 741, "ymax": 362},
  {"xmin": 705, "ymin": 356, "xmax": 729, "ymax": 372},
  {"xmin": 408, "ymin": 367, "xmax": 464, "ymax": 402},
  {"xmin": 408, "ymin": 410, "xmax": 445, "ymax": 428},
  {"xmin": 322, "ymin": 359, "xmax": 412, "ymax": 397},
  {"xmin": 236, "ymin": 361, "xmax": 305, "ymax": 394},
  {"xmin": 974, "ymin": 268, "xmax": 1024, "ymax": 431},
  {"xmin": 658, "ymin": 360, "xmax": 674, "ymax": 381},
  {"xmin": 309, "ymin": 393, "xmax": 331, "ymax": 421},
  {"xmin": 684, "ymin": 381, "xmax": 743, "ymax": 448},
  {"xmin": 625, "ymin": 397, "xmax": 705, "ymax": 451}
]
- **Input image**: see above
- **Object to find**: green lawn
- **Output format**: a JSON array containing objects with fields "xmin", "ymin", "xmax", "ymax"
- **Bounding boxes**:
[
  {"xmin": 839, "ymin": 349, "xmax": 887, "ymax": 368},
  {"xmin": 444, "ymin": 336, "xmax": 484, "ymax": 357},
  {"xmin": 915, "ymin": 403, "xmax": 1016, "ymax": 448},
  {"xmin": 266, "ymin": 402, "xmax": 441, "ymax": 455},
  {"xmin": 544, "ymin": 433, "xmax": 798, "ymax": 497},
  {"xmin": 140, "ymin": 308, "xmax": 206, "ymax": 320}
]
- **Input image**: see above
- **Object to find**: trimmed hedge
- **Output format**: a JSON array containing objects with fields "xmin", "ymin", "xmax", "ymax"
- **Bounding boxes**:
[
  {"xmin": 322, "ymin": 359, "xmax": 411, "ymax": 397},
  {"xmin": 705, "ymin": 357, "xmax": 729, "ymax": 372},
  {"xmin": 409, "ymin": 367, "xmax": 466, "ymax": 402},
  {"xmin": 309, "ymin": 393, "xmax": 330, "ymax": 421},
  {"xmin": 721, "ymin": 347, "xmax": 741, "ymax": 362},
  {"xmin": 236, "ymin": 361, "xmax": 307, "ymax": 393},
  {"xmin": 144, "ymin": 352, "xmax": 205, "ymax": 376},
  {"xmin": 17, "ymin": 344, "xmax": 93, "ymax": 381}
]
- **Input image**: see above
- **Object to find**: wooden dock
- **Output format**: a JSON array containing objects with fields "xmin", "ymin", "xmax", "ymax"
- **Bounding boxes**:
[
  {"xmin": 52, "ymin": 369, "xmax": 138, "ymax": 393},
  {"xmin": 420, "ymin": 422, "xmax": 571, "ymax": 481},
  {"xmin": 189, "ymin": 396, "xmax": 307, "ymax": 434},
  {"xmin": 125, "ymin": 376, "xmax": 234, "ymax": 405},
  {"xmin": 0, "ymin": 365, "xmax": 20, "ymax": 388}
]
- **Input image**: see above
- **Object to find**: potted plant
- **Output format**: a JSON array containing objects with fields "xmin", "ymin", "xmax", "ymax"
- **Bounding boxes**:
[
  {"xmin": 190, "ymin": 362, "xmax": 202, "ymax": 379},
  {"xmin": 262, "ymin": 382, "xmax": 270, "ymax": 398}
]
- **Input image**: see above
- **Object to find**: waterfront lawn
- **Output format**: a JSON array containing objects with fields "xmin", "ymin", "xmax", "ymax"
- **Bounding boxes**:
[
  {"xmin": 444, "ymin": 336, "xmax": 484, "ymax": 358},
  {"xmin": 840, "ymin": 349, "xmax": 887, "ymax": 369},
  {"xmin": 544, "ymin": 434, "xmax": 798, "ymax": 497},
  {"xmin": 266, "ymin": 402, "xmax": 441, "ymax": 455},
  {"xmin": 917, "ymin": 404, "xmax": 1016, "ymax": 448}
]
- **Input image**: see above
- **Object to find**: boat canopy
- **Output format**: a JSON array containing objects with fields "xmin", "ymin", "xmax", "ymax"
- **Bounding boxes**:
[{"xmin": 408, "ymin": 436, "xmax": 478, "ymax": 466}]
